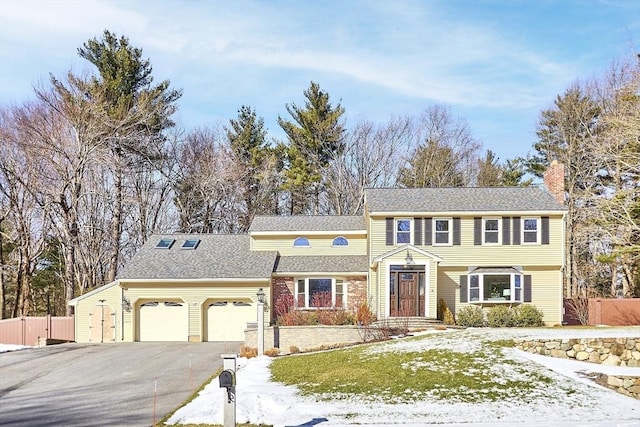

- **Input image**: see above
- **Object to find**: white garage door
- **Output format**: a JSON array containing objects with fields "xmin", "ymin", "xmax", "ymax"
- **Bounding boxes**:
[
  {"xmin": 206, "ymin": 300, "xmax": 255, "ymax": 341},
  {"xmin": 138, "ymin": 301, "xmax": 188, "ymax": 341}
]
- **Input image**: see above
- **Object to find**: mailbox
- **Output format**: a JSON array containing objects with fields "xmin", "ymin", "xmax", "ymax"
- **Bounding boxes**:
[{"xmin": 219, "ymin": 369, "xmax": 235, "ymax": 389}]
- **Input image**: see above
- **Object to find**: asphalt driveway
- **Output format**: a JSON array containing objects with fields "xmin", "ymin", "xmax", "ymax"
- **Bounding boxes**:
[{"xmin": 0, "ymin": 341, "xmax": 241, "ymax": 427}]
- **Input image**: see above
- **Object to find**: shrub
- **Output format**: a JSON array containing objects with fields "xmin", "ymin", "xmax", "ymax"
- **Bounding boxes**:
[
  {"xmin": 274, "ymin": 292, "xmax": 295, "ymax": 325},
  {"xmin": 487, "ymin": 305, "xmax": 516, "ymax": 327},
  {"xmin": 278, "ymin": 310, "xmax": 318, "ymax": 326},
  {"xmin": 289, "ymin": 346, "xmax": 300, "ymax": 354},
  {"xmin": 240, "ymin": 346, "xmax": 258, "ymax": 358},
  {"xmin": 264, "ymin": 348, "xmax": 280, "ymax": 357},
  {"xmin": 443, "ymin": 306, "xmax": 455, "ymax": 325},
  {"xmin": 514, "ymin": 304, "xmax": 544, "ymax": 327},
  {"xmin": 356, "ymin": 299, "xmax": 375, "ymax": 326},
  {"xmin": 455, "ymin": 305, "xmax": 485, "ymax": 327},
  {"xmin": 437, "ymin": 298, "xmax": 447, "ymax": 321}
]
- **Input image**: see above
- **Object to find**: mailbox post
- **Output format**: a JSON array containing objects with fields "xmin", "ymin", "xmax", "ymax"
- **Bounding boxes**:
[{"xmin": 220, "ymin": 354, "xmax": 237, "ymax": 427}]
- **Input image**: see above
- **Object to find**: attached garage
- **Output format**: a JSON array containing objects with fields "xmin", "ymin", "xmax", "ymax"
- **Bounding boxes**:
[
  {"xmin": 205, "ymin": 299, "xmax": 255, "ymax": 341},
  {"xmin": 138, "ymin": 300, "xmax": 188, "ymax": 341}
]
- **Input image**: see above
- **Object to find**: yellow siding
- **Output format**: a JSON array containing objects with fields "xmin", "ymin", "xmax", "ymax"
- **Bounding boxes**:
[
  {"xmin": 75, "ymin": 281, "xmax": 269, "ymax": 343},
  {"xmin": 439, "ymin": 267, "xmax": 563, "ymax": 325},
  {"xmin": 124, "ymin": 282, "xmax": 268, "ymax": 342},
  {"xmin": 251, "ymin": 234, "xmax": 367, "ymax": 256},
  {"xmin": 74, "ymin": 284, "xmax": 123, "ymax": 343},
  {"xmin": 369, "ymin": 215, "xmax": 564, "ymax": 267}
]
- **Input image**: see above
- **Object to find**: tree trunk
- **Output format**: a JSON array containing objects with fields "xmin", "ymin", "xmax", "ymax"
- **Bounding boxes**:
[{"xmin": 108, "ymin": 155, "xmax": 123, "ymax": 282}]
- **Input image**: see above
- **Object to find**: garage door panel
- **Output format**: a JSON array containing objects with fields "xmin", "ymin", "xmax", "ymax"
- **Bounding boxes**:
[
  {"xmin": 206, "ymin": 300, "xmax": 254, "ymax": 341},
  {"xmin": 138, "ymin": 301, "xmax": 188, "ymax": 341}
]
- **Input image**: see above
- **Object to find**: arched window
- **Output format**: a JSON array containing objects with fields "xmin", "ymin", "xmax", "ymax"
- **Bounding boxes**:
[
  {"xmin": 293, "ymin": 237, "xmax": 310, "ymax": 247},
  {"xmin": 332, "ymin": 236, "xmax": 349, "ymax": 246}
]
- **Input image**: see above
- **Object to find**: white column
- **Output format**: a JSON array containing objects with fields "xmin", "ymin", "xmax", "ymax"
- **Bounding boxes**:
[{"xmin": 257, "ymin": 301, "xmax": 265, "ymax": 356}]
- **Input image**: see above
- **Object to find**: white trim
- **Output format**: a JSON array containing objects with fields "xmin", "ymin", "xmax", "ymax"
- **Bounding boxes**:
[
  {"xmin": 433, "ymin": 217, "xmax": 453, "ymax": 246},
  {"xmin": 482, "ymin": 217, "xmax": 501, "ymax": 245},
  {"xmin": 395, "ymin": 217, "xmax": 413, "ymax": 245},
  {"xmin": 372, "ymin": 244, "xmax": 443, "ymax": 267},
  {"xmin": 369, "ymin": 210, "xmax": 565, "ymax": 217},
  {"xmin": 68, "ymin": 280, "xmax": 119, "ymax": 306},
  {"xmin": 522, "ymin": 216, "xmax": 541, "ymax": 245},
  {"xmin": 250, "ymin": 230, "xmax": 367, "ymax": 236},
  {"xmin": 118, "ymin": 278, "xmax": 271, "ymax": 284},
  {"xmin": 467, "ymin": 272, "xmax": 524, "ymax": 303},
  {"xmin": 383, "ymin": 254, "xmax": 430, "ymax": 318},
  {"xmin": 293, "ymin": 277, "xmax": 346, "ymax": 309},
  {"xmin": 273, "ymin": 271, "xmax": 366, "ymax": 277}
]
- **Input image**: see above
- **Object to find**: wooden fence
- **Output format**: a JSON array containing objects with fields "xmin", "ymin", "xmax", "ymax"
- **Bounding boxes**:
[
  {"xmin": 0, "ymin": 315, "xmax": 75, "ymax": 346},
  {"xmin": 564, "ymin": 298, "xmax": 640, "ymax": 326}
]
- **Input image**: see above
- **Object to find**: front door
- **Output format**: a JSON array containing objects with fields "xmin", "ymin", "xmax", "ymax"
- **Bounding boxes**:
[{"xmin": 390, "ymin": 271, "xmax": 425, "ymax": 317}]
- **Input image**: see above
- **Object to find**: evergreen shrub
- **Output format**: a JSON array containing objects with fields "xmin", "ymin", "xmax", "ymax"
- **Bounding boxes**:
[{"xmin": 456, "ymin": 305, "xmax": 485, "ymax": 327}]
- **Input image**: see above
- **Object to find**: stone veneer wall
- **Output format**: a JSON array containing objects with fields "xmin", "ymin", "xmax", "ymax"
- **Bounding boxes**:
[
  {"xmin": 245, "ymin": 325, "xmax": 375, "ymax": 355},
  {"xmin": 514, "ymin": 337, "xmax": 640, "ymax": 399}
]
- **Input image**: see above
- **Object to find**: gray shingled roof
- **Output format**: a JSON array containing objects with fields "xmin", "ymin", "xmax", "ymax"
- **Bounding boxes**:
[
  {"xmin": 249, "ymin": 215, "xmax": 365, "ymax": 232},
  {"xmin": 117, "ymin": 234, "xmax": 277, "ymax": 280},
  {"xmin": 365, "ymin": 187, "xmax": 566, "ymax": 213},
  {"xmin": 274, "ymin": 255, "xmax": 369, "ymax": 273}
]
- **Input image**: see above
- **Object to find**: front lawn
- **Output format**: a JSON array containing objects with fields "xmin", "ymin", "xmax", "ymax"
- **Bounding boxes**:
[{"xmin": 270, "ymin": 332, "xmax": 562, "ymax": 404}]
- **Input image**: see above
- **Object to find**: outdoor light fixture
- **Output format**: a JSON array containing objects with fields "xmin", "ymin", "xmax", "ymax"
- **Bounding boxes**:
[
  {"xmin": 405, "ymin": 250, "xmax": 415, "ymax": 266},
  {"xmin": 257, "ymin": 288, "xmax": 265, "ymax": 304}
]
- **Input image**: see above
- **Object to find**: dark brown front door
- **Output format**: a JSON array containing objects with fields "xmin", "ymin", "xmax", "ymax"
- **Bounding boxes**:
[
  {"xmin": 399, "ymin": 273, "xmax": 417, "ymax": 316},
  {"xmin": 390, "ymin": 271, "xmax": 425, "ymax": 317}
]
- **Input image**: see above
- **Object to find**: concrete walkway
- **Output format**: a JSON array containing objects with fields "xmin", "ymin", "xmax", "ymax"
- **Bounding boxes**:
[{"xmin": 0, "ymin": 341, "xmax": 241, "ymax": 426}]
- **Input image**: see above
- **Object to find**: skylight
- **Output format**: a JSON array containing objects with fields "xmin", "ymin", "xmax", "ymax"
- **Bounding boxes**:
[
  {"xmin": 155, "ymin": 238, "xmax": 175, "ymax": 249},
  {"xmin": 181, "ymin": 238, "xmax": 201, "ymax": 249}
]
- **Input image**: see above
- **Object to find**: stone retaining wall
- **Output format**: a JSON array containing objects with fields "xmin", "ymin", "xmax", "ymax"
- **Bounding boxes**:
[{"xmin": 515, "ymin": 337, "xmax": 640, "ymax": 399}]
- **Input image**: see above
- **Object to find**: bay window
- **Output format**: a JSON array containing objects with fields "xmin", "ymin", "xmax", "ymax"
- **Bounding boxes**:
[{"xmin": 466, "ymin": 273, "xmax": 525, "ymax": 303}]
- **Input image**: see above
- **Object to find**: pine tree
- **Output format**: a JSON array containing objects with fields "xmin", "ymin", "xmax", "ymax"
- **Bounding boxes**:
[{"xmin": 278, "ymin": 82, "xmax": 345, "ymax": 214}]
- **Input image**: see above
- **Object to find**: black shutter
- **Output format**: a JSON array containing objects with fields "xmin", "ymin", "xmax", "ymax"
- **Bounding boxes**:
[
  {"xmin": 512, "ymin": 217, "xmax": 521, "ymax": 245},
  {"xmin": 460, "ymin": 275, "xmax": 468, "ymax": 303},
  {"xmin": 473, "ymin": 217, "xmax": 482, "ymax": 245},
  {"xmin": 524, "ymin": 275, "xmax": 532, "ymax": 302},
  {"xmin": 424, "ymin": 217, "xmax": 432, "ymax": 246},
  {"xmin": 453, "ymin": 217, "xmax": 461, "ymax": 245},
  {"xmin": 385, "ymin": 218, "xmax": 394, "ymax": 246},
  {"xmin": 414, "ymin": 218, "xmax": 423, "ymax": 246},
  {"xmin": 502, "ymin": 217, "xmax": 510, "ymax": 245},
  {"xmin": 541, "ymin": 217, "xmax": 550, "ymax": 245}
]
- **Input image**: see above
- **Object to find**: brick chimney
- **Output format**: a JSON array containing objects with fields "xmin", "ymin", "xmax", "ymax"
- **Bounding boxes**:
[{"xmin": 543, "ymin": 159, "xmax": 565, "ymax": 205}]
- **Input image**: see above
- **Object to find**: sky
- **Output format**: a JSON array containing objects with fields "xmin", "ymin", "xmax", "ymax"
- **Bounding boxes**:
[
  {"xmin": 0, "ymin": 0, "xmax": 638, "ymax": 161},
  {"xmin": 165, "ymin": 327, "xmax": 640, "ymax": 427}
]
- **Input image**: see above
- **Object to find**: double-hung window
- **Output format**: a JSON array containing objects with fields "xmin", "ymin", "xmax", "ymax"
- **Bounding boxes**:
[
  {"xmin": 483, "ymin": 218, "xmax": 500, "ymax": 244},
  {"xmin": 295, "ymin": 278, "xmax": 345, "ymax": 308},
  {"xmin": 434, "ymin": 218, "xmax": 452, "ymax": 245},
  {"xmin": 522, "ymin": 218, "xmax": 539, "ymax": 244},
  {"xmin": 396, "ymin": 219, "xmax": 411, "ymax": 244}
]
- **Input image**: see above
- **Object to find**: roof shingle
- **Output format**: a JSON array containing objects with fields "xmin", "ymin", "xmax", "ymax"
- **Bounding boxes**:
[
  {"xmin": 117, "ymin": 234, "xmax": 277, "ymax": 280},
  {"xmin": 274, "ymin": 255, "xmax": 369, "ymax": 273},
  {"xmin": 365, "ymin": 187, "xmax": 566, "ymax": 213},
  {"xmin": 249, "ymin": 215, "xmax": 365, "ymax": 232}
]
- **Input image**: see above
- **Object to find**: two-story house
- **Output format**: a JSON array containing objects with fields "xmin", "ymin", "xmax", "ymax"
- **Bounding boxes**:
[{"xmin": 69, "ymin": 163, "xmax": 567, "ymax": 342}]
